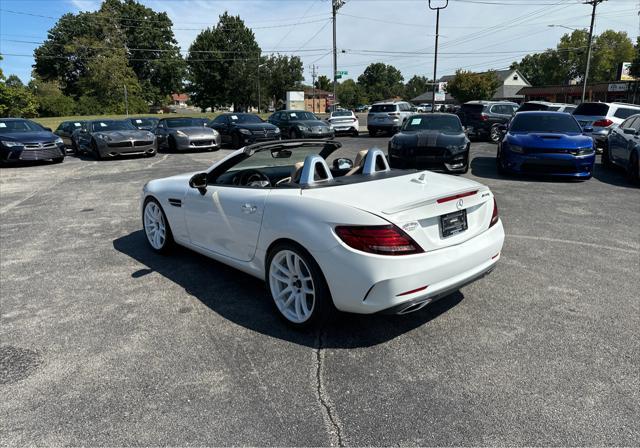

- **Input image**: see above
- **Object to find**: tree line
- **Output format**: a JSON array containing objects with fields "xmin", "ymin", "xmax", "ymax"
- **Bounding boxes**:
[{"xmin": 1, "ymin": 0, "xmax": 638, "ymax": 118}]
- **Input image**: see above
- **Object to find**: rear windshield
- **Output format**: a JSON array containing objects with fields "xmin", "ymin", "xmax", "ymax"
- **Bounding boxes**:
[
  {"xmin": 370, "ymin": 105, "xmax": 396, "ymax": 113},
  {"xmin": 461, "ymin": 104, "xmax": 485, "ymax": 113},
  {"xmin": 402, "ymin": 115, "xmax": 462, "ymax": 133},
  {"xmin": 614, "ymin": 108, "xmax": 640, "ymax": 120},
  {"xmin": 573, "ymin": 103, "xmax": 609, "ymax": 116},
  {"xmin": 331, "ymin": 111, "xmax": 353, "ymax": 117},
  {"xmin": 518, "ymin": 103, "xmax": 549, "ymax": 112},
  {"xmin": 510, "ymin": 114, "xmax": 582, "ymax": 133}
]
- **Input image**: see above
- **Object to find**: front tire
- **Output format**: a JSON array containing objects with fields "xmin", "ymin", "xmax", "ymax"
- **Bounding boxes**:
[
  {"xmin": 627, "ymin": 150, "xmax": 640, "ymax": 185},
  {"xmin": 143, "ymin": 198, "xmax": 174, "ymax": 254},
  {"xmin": 266, "ymin": 243, "xmax": 332, "ymax": 329},
  {"xmin": 289, "ymin": 129, "xmax": 300, "ymax": 140},
  {"xmin": 232, "ymin": 133, "xmax": 241, "ymax": 149}
]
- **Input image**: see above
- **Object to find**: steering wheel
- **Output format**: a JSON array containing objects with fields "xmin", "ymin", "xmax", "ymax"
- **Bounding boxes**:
[{"xmin": 232, "ymin": 169, "xmax": 271, "ymax": 187}]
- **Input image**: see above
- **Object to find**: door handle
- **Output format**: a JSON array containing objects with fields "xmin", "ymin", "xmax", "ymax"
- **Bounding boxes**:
[{"xmin": 241, "ymin": 203, "xmax": 257, "ymax": 214}]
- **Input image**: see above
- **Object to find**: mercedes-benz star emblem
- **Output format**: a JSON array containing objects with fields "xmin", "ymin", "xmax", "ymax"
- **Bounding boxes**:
[{"xmin": 456, "ymin": 198, "xmax": 464, "ymax": 209}]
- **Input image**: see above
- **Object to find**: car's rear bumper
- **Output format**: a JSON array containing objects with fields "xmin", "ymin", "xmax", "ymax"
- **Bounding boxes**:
[
  {"xmin": 502, "ymin": 151, "xmax": 595, "ymax": 178},
  {"xmin": 314, "ymin": 221, "xmax": 505, "ymax": 314}
]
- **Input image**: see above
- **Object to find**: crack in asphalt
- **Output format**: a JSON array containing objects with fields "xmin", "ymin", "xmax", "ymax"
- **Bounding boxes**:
[{"xmin": 315, "ymin": 331, "xmax": 345, "ymax": 447}]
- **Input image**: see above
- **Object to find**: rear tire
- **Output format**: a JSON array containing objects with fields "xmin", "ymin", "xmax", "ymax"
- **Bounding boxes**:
[{"xmin": 266, "ymin": 242, "xmax": 333, "ymax": 329}]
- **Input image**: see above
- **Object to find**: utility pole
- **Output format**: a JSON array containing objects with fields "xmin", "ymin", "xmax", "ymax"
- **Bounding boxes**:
[
  {"xmin": 428, "ymin": 0, "xmax": 448, "ymax": 112},
  {"xmin": 582, "ymin": 0, "xmax": 607, "ymax": 102},
  {"xmin": 124, "ymin": 85, "xmax": 129, "ymax": 116},
  {"xmin": 332, "ymin": 0, "xmax": 345, "ymax": 111},
  {"xmin": 310, "ymin": 64, "xmax": 318, "ymax": 113}
]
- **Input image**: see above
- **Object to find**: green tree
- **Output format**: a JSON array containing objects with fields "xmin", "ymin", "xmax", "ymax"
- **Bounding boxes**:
[
  {"xmin": 336, "ymin": 79, "xmax": 367, "ymax": 109},
  {"xmin": 261, "ymin": 54, "xmax": 304, "ymax": 107},
  {"xmin": 357, "ymin": 63, "xmax": 404, "ymax": 103},
  {"xmin": 510, "ymin": 51, "xmax": 563, "ymax": 86},
  {"xmin": 404, "ymin": 75, "xmax": 430, "ymax": 102},
  {"xmin": 446, "ymin": 70, "xmax": 501, "ymax": 103},
  {"xmin": 98, "ymin": 0, "xmax": 185, "ymax": 105},
  {"xmin": 29, "ymin": 78, "xmax": 76, "ymax": 117},
  {"xmin": 187, "ymin": 12, "xmax": 261, "ymax": 111},
  {"xmin": 5, "ymin": 75, "xmax": 24, "ymax": 88},
  {"xmin": 591, "ymin": 30, "xmax": 635, "ymax": 82},
  {"xmin": 78, "ymin": 49, "xmax": 147, "ymax": 114},
  {"xmin": 34, "ymin": 11, "xmax": 117, "ymax": 97},
  {"xmin": 315, "ymin": 75, "xmax": 332, "ymax": 91},
  {"xmin": 0, "ymin": 56, "xmax": 39, "ymax": 117}
]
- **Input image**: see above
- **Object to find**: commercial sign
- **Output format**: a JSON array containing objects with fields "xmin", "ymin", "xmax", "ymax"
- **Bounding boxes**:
[
  {"xmin": 619, "ymin": 62, "xmax": 635, "ymax": 81},
  {"xmin": 608, "ymin": 83, "xmax": 628, "ymax": 92}
]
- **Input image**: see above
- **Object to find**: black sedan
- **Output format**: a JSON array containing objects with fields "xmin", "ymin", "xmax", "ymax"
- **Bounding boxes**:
[
  {"xmin": 1, "ymin": 118, "xmax": 66, "ymax": 165},
  {"xmin": 54, "ymin": 120, "xmax": 87, "ymax": 153},
  {"xmin": 388, "ymin": 113, "xmax": 470, "ymax": 173},
  {"xmin": 267, "ymin": 110, "xmax": 334, "ymax": 139},
  {"xmin": 208, "ymin": 113, "xmax": 280, "ymax": 148}
]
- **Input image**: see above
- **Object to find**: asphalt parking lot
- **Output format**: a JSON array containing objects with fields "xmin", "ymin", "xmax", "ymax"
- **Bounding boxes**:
[{"xmin": 1, "ymin": 136, "xmax": 639, "ymax": 446}]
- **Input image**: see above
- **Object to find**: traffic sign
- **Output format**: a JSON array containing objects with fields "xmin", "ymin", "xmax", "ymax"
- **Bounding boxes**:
[{"xmin": 336, "ymin": 70, "xmax": 348, "ymax": 76}]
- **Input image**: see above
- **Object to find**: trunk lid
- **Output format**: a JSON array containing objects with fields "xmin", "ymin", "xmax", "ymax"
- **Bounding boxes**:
[{"xmin": 302, "ymin": 171, "xmax": 495, "ymax": 251}]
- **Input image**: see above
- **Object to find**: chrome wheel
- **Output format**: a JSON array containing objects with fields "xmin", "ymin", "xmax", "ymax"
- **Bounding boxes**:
[
  {"xmin": 490, "ymin": 125, "xmax": 501, "ymax": 143},
  {"xmin": 269, "ymin": 250, "xmax": 315, "ymax": 323},
  {"xmin": 144, "ymin": 201, "xmax": 166, "ymax": 250}
]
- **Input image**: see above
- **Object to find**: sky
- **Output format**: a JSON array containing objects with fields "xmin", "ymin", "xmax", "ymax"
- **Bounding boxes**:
[{"xmin": 1, "ymin": 0, "xmax": 638, "ymax": 86}]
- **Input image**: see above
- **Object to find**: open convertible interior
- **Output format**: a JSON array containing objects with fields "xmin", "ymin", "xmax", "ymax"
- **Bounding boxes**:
[{"xmin": 212, "ymin": 140, "xmax": 411, "ymax": 188}]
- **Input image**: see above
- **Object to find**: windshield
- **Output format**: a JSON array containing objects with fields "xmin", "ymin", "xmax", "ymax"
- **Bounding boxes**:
[
  {"xmin": 402, "ymin": 115, "xmax": 462, "ymax": 133},
  {"xmin": 163, "ymin": 118, "xmax": 207, "ymax": 128},
  {"xmin": 91, "ymin": 120, "xmax": 136, "ymax": 132},
  {"xmin": 510, "ymin": 114, "xmax": 582, "ymax": 133},
  {"xmin": 370, "ymin": 105, "xmax": 396, "ymax": 113},
  {"xmin": 0, "ymin": 119, "xmax": 45, "ymax": 133},
  {"xmin": 286, "ymin": 111, "xmax": 318, "ymax": 121},
  {"xmin": 131, "ymin": 118, "xmax": 158, "ymax": 128},
  {"xmin": 519, "ymin": 103, "xmax": 549, "ymax": 112},
  {"xmin": 573, "ymin": 103, "xmax": 609, "ymax": 116},
  {"xmin": 331, "ymin": 111, "xmax": 352, "ymax": 117},
  {"xmin": 230, "ymin": 114, "xmax": 263, "ymax": 124}
]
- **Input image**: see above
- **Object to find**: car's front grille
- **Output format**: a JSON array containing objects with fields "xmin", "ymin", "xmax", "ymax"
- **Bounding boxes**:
[
  {"xmin": 23, "ymin": 141, "xmax": 57, "ymax": 150},
  {"xmin": 311, "ymin": 127, "xmax": 330, "ymax": 133},
  {"xmin": 524, "ymin": 147, "xmax": 572, "ymax": 154},
  {"xmin": 251, "ymin": 130, "xmax": 278, "ymax": 136},
  {"xmin": 191, "ymin": 140, "xmax": 214, "ymax": 147},
  {"xmin": 19, "ymin": 147, "xmax": 63, "ymax": 160},
  {"xmin": 133, "ymin": 140, "xmax": 153, "ymax": 147},
  {"xmin": 108, "ymin": 141, "xmax": 133, "ymax": 148},
  {"xmin": 521, "ymin": 161, "xmax": 583, "ymax": 174}
]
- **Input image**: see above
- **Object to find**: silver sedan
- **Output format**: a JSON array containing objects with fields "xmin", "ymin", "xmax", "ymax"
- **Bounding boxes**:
[{"xmin": 155, "ymin": 117, "xmax": 221, "ymax": 152}]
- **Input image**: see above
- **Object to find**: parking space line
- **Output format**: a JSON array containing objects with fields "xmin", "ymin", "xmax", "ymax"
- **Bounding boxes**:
[{"xmin": 509, "ymin": 234, "xmax": 638, "ymax": 254}]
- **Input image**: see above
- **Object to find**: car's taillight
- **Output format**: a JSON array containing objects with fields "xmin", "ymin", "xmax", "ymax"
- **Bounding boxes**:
[
  {"xmin": 335, "ymin": 225, "xmax": 423, "ymax": 255},
  {"xmin": 592, "ymin": 119, "xmax": 613, "ymax": 127},
  {"xmin": 489, "ymin": 198, "xmax": 499, "ymax": 227},
  {"xmin": 480, "ymin": 113, "xmax": 489, "ymax": 121},
  {"xmin": 389, "ymin": 112, "xmax": 400, "ymax": 117}
]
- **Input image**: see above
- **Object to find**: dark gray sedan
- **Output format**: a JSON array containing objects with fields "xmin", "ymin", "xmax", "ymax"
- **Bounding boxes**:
[
  {"xmin": 74, "ymin": 120, "xmax": 157, "ymax": 160},
  {"xmin": 155, "ymin": 117, "xmax": 221, "ymax": 152}
]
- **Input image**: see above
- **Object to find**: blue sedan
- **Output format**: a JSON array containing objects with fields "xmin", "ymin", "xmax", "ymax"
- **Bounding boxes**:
[{"xmin": 496, "ymin": 112, "xmax": 595, "ymax": 180}]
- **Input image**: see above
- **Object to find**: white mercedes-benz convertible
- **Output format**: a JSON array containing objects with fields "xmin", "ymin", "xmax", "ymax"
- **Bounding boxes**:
[{"xmin": 141, "ymin": 140, "xmax": 504, "ymax": 327}]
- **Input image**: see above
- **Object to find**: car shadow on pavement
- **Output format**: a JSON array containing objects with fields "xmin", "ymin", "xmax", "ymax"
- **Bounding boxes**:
[
  {"xmin": 471, "ymin": 156, "xmax": 585, "ymax": 183},
  {"xmin": 113, "ymin": 230, "xmax": 464, "ymax": 348}
]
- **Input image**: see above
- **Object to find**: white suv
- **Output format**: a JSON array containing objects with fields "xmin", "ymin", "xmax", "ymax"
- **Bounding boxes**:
[
  {"xmin": 367, "ymin": 101, "xmax": 414, "ymax": 136},
  {"xmin": 573, "ymin": 102, "xmax": 640, "ymax": 149}
]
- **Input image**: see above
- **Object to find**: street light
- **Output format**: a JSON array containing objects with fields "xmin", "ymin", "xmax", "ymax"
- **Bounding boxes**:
[{"xmin": 547, "ymin": 24, "xmax": 579, "ymax": 32}]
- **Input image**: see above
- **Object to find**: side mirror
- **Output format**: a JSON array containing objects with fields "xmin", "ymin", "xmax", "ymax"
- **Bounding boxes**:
[
  {"xmin": 189, "ymin": 172, "xmax": 208, "ymax": 193},
  {"xmin": 583, "ymin": 126, "xmax": 593, "ymax": 134},
  {"xmin": 44, "ymin": 127, "xmax": 52, "ymax": 132},
  {"xmin": 623, "ymin": 128, "xmax": 637, "ymax": 135},
  {"xmin": 333, "ymin": 158, "xmax": 353, "ymax": 170}
]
